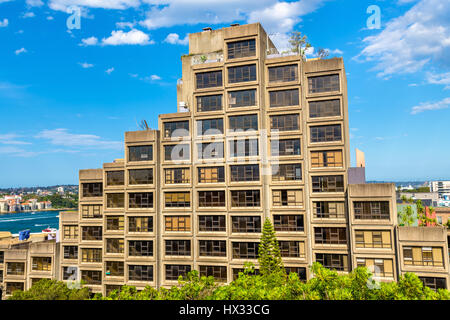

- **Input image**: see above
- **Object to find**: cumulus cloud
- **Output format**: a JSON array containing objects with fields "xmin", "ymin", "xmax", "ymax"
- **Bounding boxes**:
[
  {"xmin": 80, "ymin": 36, "xmax": 98, "ymax": 46},
  {"xmin": 0, "ymin": 18, "xmax": 8, "ymax": 27},
  {"xmin": 356, "ymin": 0, "xmax": 450, "ymax": 78},
  {"xmin": 106, "ymin": 67, "xmax": 115, "ymax": 74},
  {"xmin": 26, "ymin": 0, "xmax": 44, "ymax": 6},
  {"xmin": 426, "ymin": 72, "xmax": 450, "ymax": 89},
  {"xmin": 22, "ymin": 12, "xmax": 36, "ymax": 18},
  {"xmin": 150, "ymin": 74, "xmax": 161, "ymax": 80},
  {"xmin": 48, "ymin": 0, "xmax": 140, "ymax": 11},
  {"xmin": 164, "ymin": 33, "xmax": 189, "ymax": 45},
  {"xmin": 116, "ymin": 21, "xmax": 136, "ymax": 29},
  {"xmin": 35, "ymin": 128, "xmax": 123, "ymax": 150},
  {"xmin": 411, "ymin": 97, "xmax": 450, "ymax": 115},
  {"xmin": 101, "ymin": 29, "xmax": 153, "ymax": 46},
  {"xmin": 15, "ymin": 48, "xmax": 27, "ymax": 55}
]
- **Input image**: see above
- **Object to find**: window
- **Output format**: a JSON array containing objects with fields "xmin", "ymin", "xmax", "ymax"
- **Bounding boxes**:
[
  {"xmin": 355, "ymin": 230, "xmax": 391, "ymax": 249},
  {"xmin": 419, "ymin": 277, "xmax": 447, "ymax": 291},
  {"xmin": 271, "ymin": 139, "xmax": 301, "ymax": 156},
  {"xmin": 232, "ymin": 216, "xmax": 261, "ymax": 233},
  {"xmin": 63, "ymin": 225, "xmax": 78, "ymax": 240},
  {"xmin": 232, "ymin": 268, "xmax": 260, "ymax": 280},
  {"xmin": 81, "ymin": 248, "xmax": 102, "ymax": 262},
  {"xmin": 63, "ymin": 246, "xmax": 78, "ymax": 259},
  {"xmin": 165, "ymin": 240, "xmax": 191, "ymax": 256},
  {"xmin": 308, "ymin": 74, "xmax": 340, "ymax": 94},
  {"xmin": 198, "ymin": 166, "xmax": 225, "ymax": 183},
  {"xmin": 5, "ymin": 282, "xmax": 24, "ymax": 295},
  {"xmin": 81, "ymin": 204, "xmax": 102, "ymax": 218},
  {"xmin": 129, "ymin": 241, "xmax": 153, "ymax": 257},
  {"xmin": 129, "ymin": 265, "xmax": 153, "ymax": 282},
  {"xmin": 129, "ymin": 217, "xmax": 153, "ymax": 232},
  {"xmin": 129, "ymin": 192, "xmax": 153, "ymax": 208},
  {"xmin": 196, "ymin": 70, "xmax": 222, "ymax": 89},
  {"xmin": 81, "ymin": 270, "xmax": 102, "ymax": 285},
  {"xmin": 403, "ymin": 247, "xmax": 444, "ymax": 267},
  {"xmin": 309, "ymin": 99, "xmax": 340, "ymax": 118},
  {"xmin": 198, "ymin": 191, "xmax": 225, "ymax": 207},
  {"xmin": 165, "ymin": 265, "xmax": 191, "ymax": 281},
  {"xmin": 311, "ymin": 175, "xmax": 344, "ymax": 192},
  {"xmin": 314, "ymin": 227, "xmax": 347, "ymax": 245},
  {"xmin": 82, "ymin": 183, "xmax": 102, "ymax": 197},
  {"xmin": 227, "ymin": 39, "xmax": 256, "ymax": 59},
  {"xmin": 106, "ymin": 171, "xmax": 124, "ymax": 186},
  {"xmin": 279, "ymin": 241, "xmax": 304, "ymax": 258},
  {"xmin": 32, "ymin": 258, "xmax": 52, "ymax": 272},
  {"xmin": 106, "ymin": 193, "xmax": 124, "ymax": 208},
  {"xmin": 0, "ymin": 251, "xmax": 3, "ymax": 263},
  {"xmin": 199, "ymin": 215, "xmax": 226, "ymax": 232},
  {"xmin": 230, "ymin": 139, "xmax": 259, "ymax": 157},
  {"xmin": 230, "ymin": 164, "xmax": 259, "ymax": 182},
  {"xmin": 269, "ymin": 89, "xmax": 299, "ymax": 107},
  {"xmin": 313, "ymin": 201, "xmax": 346, "ymax": 219},
  {"xmin": 129, "ymin": 169, "xmax": 153, "ymax": 185},
  {"xmin": 106, "ymin": 238, "xmax": 124, "ymax": 254},
  {"xmin": 228, "ymin": 89, "xmax": 256, "ymax": 108},
  {"xmin": 165, "ymin": 168, "xmax": 190, "ymax": 184},
  {"xmin": 271, "ymin": 164, "xmax": 302, "ymax": 181},
  {"xmin": 105, "ymin": 261, "xmax": 124, "ymax": 277},
  {"xmin": 62, "ymin": 266, "xmax": 77, "ymax": 280},
  {"xmin": 232, "ymin": 242, "xmax": 259, "ymax": 259},
  {"xmin": 164, "ymin": 121, "xmax": 189, "ymax": 138},
  {"xmin": 197, "ymin": 94, "xmax": 222, "ymax": 112},
  {"xmin": 231, "ymin": 190, "xmax": 260, "ymax": 207},
  {"xmin": 199, "ymin": 266, "xmax": 227, "ymax": 282},
  {"xmin": 270, "ymin": 114, "xmax": 299, "ymax": 132},
  {"xmin": 129, "ymin": 145, "xmax": 153, "ymax": 162},
  {"xmin": 164, "ymin": 144, "xmax": 190, "ymax": 161},
  {"xmin": 7, "ymin": 262, "xmax": 25, "ymax": 275},
  {"xmin": 268, "ymin": 64, "xmax": 298, "ymax": 83},
  {"xmin": 272, "ymin": 190, "xmax": 303, "ymax": 207},
  {"xmin": 228, "ymin": 64, "xmax": 256, "ymax": 83},
  {"xmin": 354, "ymin": 201, "xmax": 390, "ymax": 220},
  {"xmin": 197, "ymin": 118, "xmax": 223, "ymax": 136},
  {"xmin": 273, "ymin": 215, "xmax": 304, "ymax": 232},
  {"xmin": 356, "ymin": 259, "xmax": 394, "ymax": 278},
  {"xmin": 229, "ymin": 114, "xmax": 258, "ymax": 131},
  {"xmin": 81, "ymin": 226, "xmax": 102, "ymax": 241},
  {"xmin": 165, "ymin": 216, "xmax": 191, "ymax": 232},
  {"xmin": 310, "ymin": 125, "xmax": 342, "ymax": 143},
  {"xmin": 106, "ymin": 216, "xmax": 124, "ymax": 231},
  {"xmin": 197, "ymin": 142, "xmax": 224, "ymax": 159},
  {"xmin": 285, "ymin": 267, "xmax": 307, "ymax": 281},
  {"xmin": 315, "ymin": 253, "xmax": 348, "ymax": 271},
  {"xmin": 311, "ymin": 150, "xmax": 343, "ymax": 168},
  {"xmin": 165, "ymin": 192, "xmax": 190, "ymax": 208},
  {"xmin": 199, "ymin": 240, "xmax": 227, "ymax": 257}
]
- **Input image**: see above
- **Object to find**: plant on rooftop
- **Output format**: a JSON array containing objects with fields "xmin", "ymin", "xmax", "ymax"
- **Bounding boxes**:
[{"xmin": 288, "ymin": 31, "xmax": 311, "ymax": 60}]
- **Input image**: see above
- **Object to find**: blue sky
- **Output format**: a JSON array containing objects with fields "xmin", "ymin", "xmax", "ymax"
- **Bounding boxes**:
[{"xmin": 0, "ymin": 0, "xmax": 449, "ymax": 187}]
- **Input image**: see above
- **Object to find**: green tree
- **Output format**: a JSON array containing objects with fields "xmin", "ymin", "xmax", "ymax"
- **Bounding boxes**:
[
  {"xmin": 258, "ymin": 218, "xmax": 285, "ymax": 278},
  {"xmin": 288, "ymin": 31, "xmax": 311, "ymax": 60},
  {"xmin": 8, "ymin": 279, "xmax": 90, "ymax": 300},
  {"xmin": 399, "ymin": 205, "xmax": 415, "ymax": 226}
]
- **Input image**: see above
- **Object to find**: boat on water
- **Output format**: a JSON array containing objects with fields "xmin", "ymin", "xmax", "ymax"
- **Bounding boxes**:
[{"xmin": 42, "ymin": 226, "xmax": 58, "ymax": 233}]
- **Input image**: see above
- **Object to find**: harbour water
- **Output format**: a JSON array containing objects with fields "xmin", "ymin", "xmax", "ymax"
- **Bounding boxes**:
[{"xmin": 0, "ymin": 210, "xmax": 61, "ymax": 235}]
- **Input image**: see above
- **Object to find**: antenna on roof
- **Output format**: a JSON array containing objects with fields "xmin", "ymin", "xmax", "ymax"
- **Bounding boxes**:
[{"xmin": 136, "ymin": 119, "xmax": 150, "ymax": 131}]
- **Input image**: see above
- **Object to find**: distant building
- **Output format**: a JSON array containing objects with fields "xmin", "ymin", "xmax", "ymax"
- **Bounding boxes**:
[
  {"xmin": 57, "ymin": 187, "xmax": 64, "ymax": 194},
  {"xmin": 397, "ymin": 192, "xmax": 439, "ymax": 207},
  {"xmin": 430, "ymin": 181, "xmax": 450, "ymax": 199}
]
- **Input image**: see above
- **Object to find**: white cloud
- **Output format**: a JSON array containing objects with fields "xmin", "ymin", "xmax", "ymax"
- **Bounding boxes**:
[
  {"xmin": 411, "ymin": 97, "xmax": 450, "ymax": 114},
  {"xmin": 0, "ymin": 0, "xmax": 14, "ymax": 3},
  {"xmin": 15, "ymin": 48, "xmax": 27, "ymax": 55},
  {"xmin": 426, "ymin": 72, "xmax": 450, "ymax": 89},
  {"xmin": 150, "ymin": 74, "xmax": 161, "ymax": 80},
  {"xmin": 35, "ymin": 128, "xmax": 123, "ymax": 150},
  {"xmin": 79, "ymin": 62, "xmax": 94, "ymax": 68},
  {"xmin": 0, "ymin": 133, "xmax": 31, "ymax": 145},
  {"xmin": 22, "ymin": 12, "xmax": 36, "ymax": 18},
  {"xmin": 101, "ymin": 29, "xmax": 154, "ymax": 46},
  {"xmin": 80, "ymin": 36, "xmax": 98, "ymax": 46},
  {"xmin": 26, "ymin": 0, "xmax": 44, "ymax": 6},
  {"xmin": 0, "ymin": 18, "xmax": 8, "ymax": 27},
  {"xmin": 164, "ymin": 33, "xmax": 189, "ymax": 45},
  {"xmin": 48, "ymin": 0, "xmax": 140, "ymax": 11},
  {"xmin": 0, "ymin": 146, "xmax": 39, "ymax": 158},
  {"xmin": 356, "ymin": 0, "xmax": 450, "ymax": 78},
  {"xmin": 47, "ymin": 16, "xmax": 54, "ymax": 20},
  {"xmin": 116, "ymin": 21, "xmax": 136, "ymax": 29},
  {"xmin": 106, "ymin": 67, "xmax": 115, "ymax": 74}
]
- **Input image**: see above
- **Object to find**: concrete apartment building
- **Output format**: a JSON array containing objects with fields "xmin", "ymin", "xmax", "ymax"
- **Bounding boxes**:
[{"xmin": 1, "ymin": 23, "xmax": 449, "ymax": 298}]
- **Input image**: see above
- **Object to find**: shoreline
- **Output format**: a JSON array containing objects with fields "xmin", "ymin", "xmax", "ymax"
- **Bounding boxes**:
[{"xmin": 0, "ymin": 208, "xmax": 73, "ymax": 215}]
